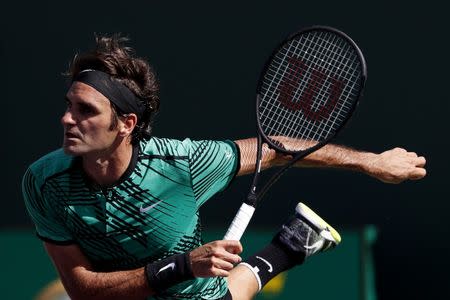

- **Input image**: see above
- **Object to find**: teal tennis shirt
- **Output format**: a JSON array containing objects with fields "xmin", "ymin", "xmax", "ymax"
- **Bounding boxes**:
[{"xmin": 22, "ymin": 137, "xmax": 240, "ymax": 299}]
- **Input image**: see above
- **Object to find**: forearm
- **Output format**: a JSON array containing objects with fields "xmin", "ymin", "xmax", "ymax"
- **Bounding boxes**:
[
  {"xmin": 295, "ymin": 143, "xmax": 375, "ymax": 172},
  {"xmin": 235, "ymin": 138, "xmax": 373, "ymax": 175},
  {"xmin": 62, "ymin": 267, "xmax": 151, "ymax": 300},
  {"xmin": 46, "ymin": 243, "xmax": 197, "ymax": 300},
  {"xmin": 235, "ymin": 137, "xmax": 426, "ymax": 183},
  {"xmin": 64, "ymin": 241, "xmax": 243, "ymax": 300},
  {"xmin": 297, "ymin": 144, "xmax": 427, "ymax": 184}
]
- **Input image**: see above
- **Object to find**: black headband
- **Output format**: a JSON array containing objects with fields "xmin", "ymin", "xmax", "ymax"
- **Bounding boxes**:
[{"xmin": 73, "ymin": 69, "xmax": 145, "ymax": 119}]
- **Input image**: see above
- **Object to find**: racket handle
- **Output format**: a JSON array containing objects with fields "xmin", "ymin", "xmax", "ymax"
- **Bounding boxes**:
[{"xmin": 223, "ymin": 203, "xmax": 256, "ymax": 241}]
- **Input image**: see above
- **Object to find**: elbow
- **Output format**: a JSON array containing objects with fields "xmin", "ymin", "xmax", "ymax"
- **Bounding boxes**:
[{"xmin": 60, "ymin": 274, "xmax": 109, "ymax": 300}]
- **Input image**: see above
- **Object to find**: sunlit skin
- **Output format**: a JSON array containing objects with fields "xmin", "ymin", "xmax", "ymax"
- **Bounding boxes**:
[{"xmin": 61, "ymin": 82, "xmax": 137, "ymax": 186}]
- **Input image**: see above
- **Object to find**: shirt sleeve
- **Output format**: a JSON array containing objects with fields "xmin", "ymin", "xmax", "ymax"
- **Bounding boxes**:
[
  {"xmin": 22, "ymin": 167, "xmax": 74, "ymax": 244},
  {"xmin": 184, "ymin": 139, "xmax": 239, "ymax": 208}
]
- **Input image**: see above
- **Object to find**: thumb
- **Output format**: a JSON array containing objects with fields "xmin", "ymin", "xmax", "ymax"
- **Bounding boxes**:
[{"xmin": 220, "ymin": 240, "xmax": 243, "ymax": 254}]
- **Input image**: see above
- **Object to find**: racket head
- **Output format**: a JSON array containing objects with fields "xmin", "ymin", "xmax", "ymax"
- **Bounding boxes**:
[{"xmin": 256, "ymin": 26, "xmax": 367, "ymax": 155}]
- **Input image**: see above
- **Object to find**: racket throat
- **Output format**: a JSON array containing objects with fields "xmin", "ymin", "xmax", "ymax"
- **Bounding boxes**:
[{"xmin": 246, "ymin": 191, "xmax": 258, "ymax": 207}]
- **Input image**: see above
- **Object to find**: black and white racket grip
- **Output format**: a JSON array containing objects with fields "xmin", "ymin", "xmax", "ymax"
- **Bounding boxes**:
[{"xmin": 223, "ymin": 203, "xmax": 256, "ymax": 241}]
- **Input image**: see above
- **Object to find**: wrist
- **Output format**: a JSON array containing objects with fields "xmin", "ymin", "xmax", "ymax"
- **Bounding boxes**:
[
  {"xmin": 359, "ymin": 152, "xmax": 379, "ymax": 175},
  {"xmin": 145, "ymin": 252, "xmax": 194, "ymax": 294}
]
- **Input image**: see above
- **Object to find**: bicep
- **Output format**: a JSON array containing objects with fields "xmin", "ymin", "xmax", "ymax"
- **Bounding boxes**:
[{"xmin": 234, "ymin": 138, "xmax": 279, "ymax": 176}]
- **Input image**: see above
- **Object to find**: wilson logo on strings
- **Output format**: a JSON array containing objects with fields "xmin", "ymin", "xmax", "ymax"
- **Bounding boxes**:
[{"xmin": 277, "ymin": 57, "xmax": 345, "ymax": 122}]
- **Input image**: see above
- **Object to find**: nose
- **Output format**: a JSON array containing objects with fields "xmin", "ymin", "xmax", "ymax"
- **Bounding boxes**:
[{"xmin": 61, "ymin": 110, "xmax": 76, "ymax": 126}]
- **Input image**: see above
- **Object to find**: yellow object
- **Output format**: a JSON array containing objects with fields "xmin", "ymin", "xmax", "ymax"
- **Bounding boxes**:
[
  {"xmin": 35, "ymin": 279, "xmax": 69, "ymax": 300},
  {"xmin": 261, "ymin": 272, "xmax": 287, "ymax": 294}
]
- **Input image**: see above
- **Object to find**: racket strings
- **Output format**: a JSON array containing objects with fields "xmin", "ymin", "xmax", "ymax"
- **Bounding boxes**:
[
  {"xmin": 268, "ymin": 34, "xmax": 358, "ymax": 121},
  {"xmin": 258, "ymin": 29, "xmax": 363, "ymax": 151},
  {"xmin": 266, "ymin": 34, "xmax": 360, "ymax": 104}
]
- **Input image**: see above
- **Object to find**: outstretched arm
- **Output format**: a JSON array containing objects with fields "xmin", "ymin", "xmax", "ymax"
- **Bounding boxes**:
[
  {"xmin": 293, "ymin": 144, "xmax": 426, "ymax": 183},
  {"xmin": 234, "ymin": 138, "xmax": 426, "ymax": 183}
]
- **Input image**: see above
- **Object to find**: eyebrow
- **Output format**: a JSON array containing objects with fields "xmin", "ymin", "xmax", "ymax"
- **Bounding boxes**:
[{"xmin": 65, "ymin": 95, "xmax": 99, "ymax": 111}]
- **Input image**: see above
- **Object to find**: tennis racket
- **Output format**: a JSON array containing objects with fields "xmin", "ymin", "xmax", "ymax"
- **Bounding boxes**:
[{"xmin": 224, "ymin": 26, "xmax": 367, "ymax": 241}]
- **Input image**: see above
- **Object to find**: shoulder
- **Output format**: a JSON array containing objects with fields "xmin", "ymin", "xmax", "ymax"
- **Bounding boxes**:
[
  {"xmin": 26, "ymin": 148, "xmax": 76, "ymax": 186},
  {"xmin": 140, "ymin": 136, "xmax": 191, "ymax": 158},
  {"xmin": 141, "ymin": 137, "xmax": 237, "ymax": 158}
]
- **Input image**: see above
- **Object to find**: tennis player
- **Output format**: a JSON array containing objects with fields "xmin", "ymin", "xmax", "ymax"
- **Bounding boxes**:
[{"xmin": 22, "ymin": 35, "xmax": 426, "ymax": 300}]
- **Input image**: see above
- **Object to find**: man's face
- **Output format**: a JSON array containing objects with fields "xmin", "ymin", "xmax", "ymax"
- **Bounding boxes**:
[{"xmin": 61, "ymin": 82, "xmax": 120, "ymax": 156}]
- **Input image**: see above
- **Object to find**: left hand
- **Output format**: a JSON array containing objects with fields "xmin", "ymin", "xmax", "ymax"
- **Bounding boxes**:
[
  {"xmin": 189, "ymin": 240, "xmax": 243, "ymax": 278},
  {"xmin": 366, "ymin": 147, "xmax": 426, "ymax": 183}
]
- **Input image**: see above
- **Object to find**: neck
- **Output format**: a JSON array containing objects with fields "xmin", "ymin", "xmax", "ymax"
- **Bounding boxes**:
[{"xmin": 82, "ymin": 141, "xmax": 134, "ymax": 187}]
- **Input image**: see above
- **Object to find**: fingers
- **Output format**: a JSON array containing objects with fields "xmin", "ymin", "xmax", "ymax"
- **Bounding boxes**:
[
  {"xmin": 405, "ymin": 151, "xmax": 427, "ymax": 167},
  {"xmin": 372, "ymin": 148, "xmax": 427, "ymax": 183},
  {"xmin": 409, "ymin": 166, "xmax": 427, "ymax": 180},
  {"xmin": 222, "ymin": 240, "xmax": 244, "ymax": 254},
  {"xmin": 189, "ymin": 240, "xmax": 243, "ymax": 278},
  {"xmin": 210, "ymin": 256, "xmax": 235, "ymax": 272},
  {"xmin": 400, "ymin": 158, "xmax": 427, "ymax": 182},
  {"xmin": 415, "ymin": 156, "xmax": 426, "ymax": 168},
  {"xmin": 406, "ymin": 152, "xmax": 427, "ymax": 179},
  {"xmin": 406, "ymin": 152, "xmax": 427, "ymax": 176},
  {"xmin": 213, "ymin": 243, "xmax": 242, "ymax": 265},
  {"xmin": 204, "ymin": 240, "xmax": 243, "ymax": 262}
]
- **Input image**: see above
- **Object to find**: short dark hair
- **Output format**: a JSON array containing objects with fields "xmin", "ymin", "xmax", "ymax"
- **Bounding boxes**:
[{"xmin": 66, "ymin": 34, "xmax": 160, "ymax": 144}]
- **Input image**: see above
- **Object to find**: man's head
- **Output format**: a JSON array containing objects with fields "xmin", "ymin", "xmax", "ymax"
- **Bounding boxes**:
[{"xmin": 62, "ymin": 34, "xmax": 159, "ymax": 156}]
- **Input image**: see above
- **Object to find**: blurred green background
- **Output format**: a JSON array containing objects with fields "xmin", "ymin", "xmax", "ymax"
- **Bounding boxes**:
[{"xmin": 1, "ymin": 1, "xmax": 448, "ymax": 299}]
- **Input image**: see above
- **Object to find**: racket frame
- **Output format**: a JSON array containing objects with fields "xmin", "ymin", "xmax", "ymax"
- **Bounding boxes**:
[
  {"xmin": 224, "ymin": 26, "xmax": 367, "ymax": 240},
  {"xmin": 256, "ymin": 25, "xmax": 367, "ymax": 156}
]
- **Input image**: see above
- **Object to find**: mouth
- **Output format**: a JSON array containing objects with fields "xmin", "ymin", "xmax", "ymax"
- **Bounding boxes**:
[{"xmin": 65, "ymin": 132, "xmax": 81, "ymax": 139}]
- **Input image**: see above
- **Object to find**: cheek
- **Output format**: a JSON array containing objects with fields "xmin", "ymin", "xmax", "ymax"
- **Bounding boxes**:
[{"xmin": 80, "ymin": 118, "xmax": 114, "ymax": 140}]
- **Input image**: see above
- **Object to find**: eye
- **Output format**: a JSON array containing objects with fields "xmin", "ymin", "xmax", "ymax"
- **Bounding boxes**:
[
  {"xmin": 65, "ymin": 97, "xmax": 72, "ymax": 109},
  {"xmin": 78, "ymin": 103, "xmax": 94, "ymax": 115}
]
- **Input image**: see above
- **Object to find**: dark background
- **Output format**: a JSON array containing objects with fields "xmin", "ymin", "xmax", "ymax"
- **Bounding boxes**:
[{"xmin": 1, "ymin": 1, "xmax": 448, "ymax": 299}]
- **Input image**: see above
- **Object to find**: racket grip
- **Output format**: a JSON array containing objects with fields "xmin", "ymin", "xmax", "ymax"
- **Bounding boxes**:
[{"xmin": 223, "ymin": 203, "xmax": 256, "ymax": 241}]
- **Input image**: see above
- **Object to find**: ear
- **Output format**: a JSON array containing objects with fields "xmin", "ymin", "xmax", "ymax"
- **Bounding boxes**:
[{"xmin": 118, "ymin": 114, "xmax": 138, "ymax": 137}]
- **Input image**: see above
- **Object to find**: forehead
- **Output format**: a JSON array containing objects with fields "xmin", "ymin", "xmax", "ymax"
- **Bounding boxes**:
[{"xmin": 67, "ymin": 81, "xmax": 111, "ymax": 107}]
